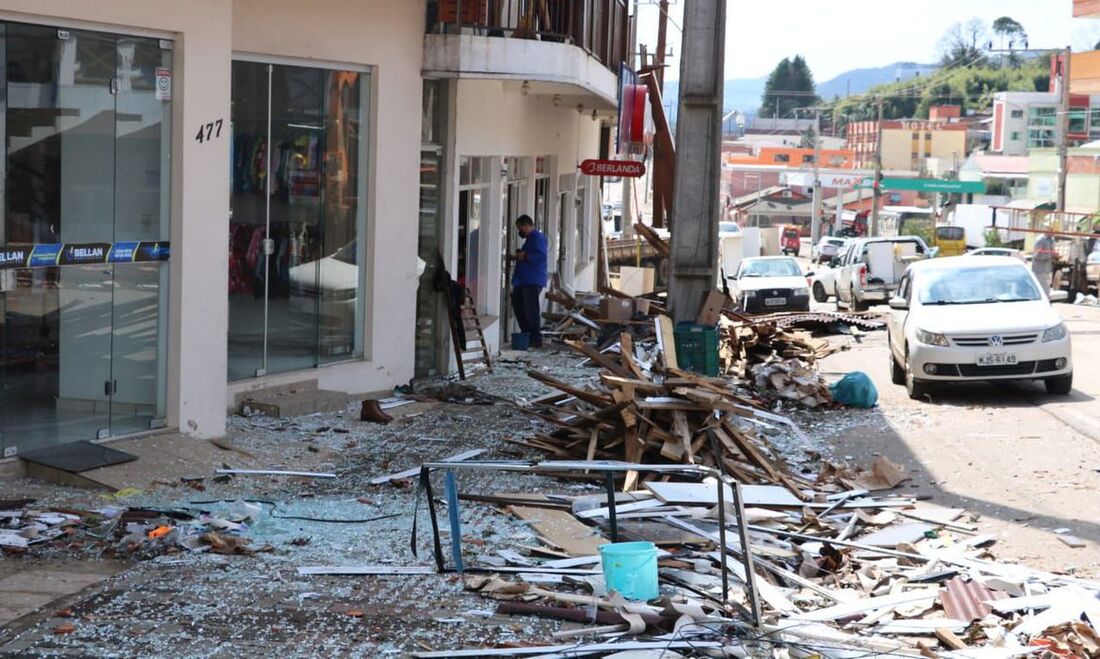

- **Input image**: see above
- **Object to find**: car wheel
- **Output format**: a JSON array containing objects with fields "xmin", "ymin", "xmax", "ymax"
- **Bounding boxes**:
[
  {"xmin": 812, "ymin": 281, "xmax": 827, "ymax": 303},
  {"xmin": 905, "ymin": 352, "xmax": 929, "ymax": 400},
  {"xmin": 889, "ymin": 340, "xmax": 905, "ymax": 385},
  {"xmin": 851, "ymin": 294, "xmax": 868, "ymax": 312},
  {"xmin": 1045, "ymin": 372, "xmax": 1073, "ymax": 395}
]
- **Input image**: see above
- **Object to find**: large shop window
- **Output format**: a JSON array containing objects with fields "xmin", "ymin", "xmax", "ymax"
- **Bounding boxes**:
[
  {"xmin": 228, "ymin": 61, "xmax": 368, "ymax": 381},
  {"xmin": 0, "ymin": 24, "xmax": 172, "ymax": 456}
]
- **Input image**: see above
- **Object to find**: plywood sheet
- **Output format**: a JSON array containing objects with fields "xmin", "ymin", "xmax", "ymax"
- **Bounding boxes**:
[{"xmin": 510, "ymin": 506, "xmax": 606, "ymax": 557}]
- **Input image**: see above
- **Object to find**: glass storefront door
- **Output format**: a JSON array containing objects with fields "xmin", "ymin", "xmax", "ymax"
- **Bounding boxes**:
[
  {"xmin": 0, "ymin": 24, "xmax": 171, "ymax": 456},
  {"xmin": 228, "ymin": 61, "xmax": 367, "ymax": 381}
]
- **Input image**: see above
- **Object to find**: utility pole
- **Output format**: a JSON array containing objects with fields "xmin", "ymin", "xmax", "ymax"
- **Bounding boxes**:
[
  {"xmin": 1057, "ymin": 46, "xmax": 1072, "ymax": 213},
  {"xmin": 669, "ymin": 0, "xmax": 726, "ymax": 322},
  {"xmin": 651, "ymin": 0, "xmax": 670, "ymax": 228},
  {"xmin": 870, "ymin": 99, "xmax": 884, "ymax": 237},
  {"xmin": 810, "ymin": 108, "xmax": 823, "ymax": 245}
]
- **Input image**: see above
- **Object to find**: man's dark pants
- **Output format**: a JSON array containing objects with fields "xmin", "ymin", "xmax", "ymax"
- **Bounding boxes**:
[{"xmin": 511, "ymin": 285, "xmax": 543, "ymax": 347}]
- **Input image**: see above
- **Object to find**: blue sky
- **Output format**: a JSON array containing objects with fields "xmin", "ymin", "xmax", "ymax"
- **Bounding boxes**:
[{"xmin": 637, "ymin": 0, "xmax": 1097, "ymax": 82}]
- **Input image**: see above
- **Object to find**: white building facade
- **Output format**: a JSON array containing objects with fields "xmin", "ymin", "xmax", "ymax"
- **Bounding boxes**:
[{"xmin": 0, "ymin": 0, "xmax": 631, "ymax": 469}]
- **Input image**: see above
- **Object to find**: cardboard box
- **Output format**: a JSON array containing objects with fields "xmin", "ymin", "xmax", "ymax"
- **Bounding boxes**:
[
  {"xmin": 599, "ymin": 298, "xmax": 635, "ymax": 322},
  {"xmin": 615, "ymin": 266, "xmax": 656, "ymax": 296}
]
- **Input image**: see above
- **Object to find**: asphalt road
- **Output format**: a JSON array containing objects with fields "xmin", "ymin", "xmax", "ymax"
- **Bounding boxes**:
[{"xmin": 815, "ymin": 295, "xmax": 1100, "ymax": 576}]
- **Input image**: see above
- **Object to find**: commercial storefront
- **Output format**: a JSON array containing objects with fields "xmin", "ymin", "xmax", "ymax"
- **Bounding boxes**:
[
  {"xmin": 0, "ymin": 21, "xmax": 172, "ymax": 455},
  {"xmin": 0, "ymin": 0, "xmax": 423, "ymax": 465}
]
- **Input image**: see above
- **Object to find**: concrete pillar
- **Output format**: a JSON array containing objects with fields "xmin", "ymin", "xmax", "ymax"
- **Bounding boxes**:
[{"xmin": 669, "ymin": 0, "xmax": 726, "ymax": 322}]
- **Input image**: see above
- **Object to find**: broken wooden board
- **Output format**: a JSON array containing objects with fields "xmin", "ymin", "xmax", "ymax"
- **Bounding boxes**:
[
  {"xmin": 509, "ymin": 506, "xmax": 606, "ymax": 557},
  {"xmin": 696, "ymin": 290, "xmax": 727, "ymax": 326}
]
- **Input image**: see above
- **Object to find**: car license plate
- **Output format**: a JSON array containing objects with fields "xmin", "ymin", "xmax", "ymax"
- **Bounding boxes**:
[
  {"xmin": 765, "ymin": 297, "xmax": 786, "ymax": 307},
  {"xmin": 977, "ymin": 353, "xmax": 1017, "ymax": 366}
]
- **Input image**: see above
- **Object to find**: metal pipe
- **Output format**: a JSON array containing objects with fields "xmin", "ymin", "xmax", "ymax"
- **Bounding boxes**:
[
  {"xmin": 444, "ymin": 469, "xmax": 465, "ymax": 573},
  {"xmin": 604, "ymin": 471, "xmax": 619, "ymax": 542}
]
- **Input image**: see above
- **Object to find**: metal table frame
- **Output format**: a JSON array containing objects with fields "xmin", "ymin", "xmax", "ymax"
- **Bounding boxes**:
[{"xmin": 413, "ymin": 458, "xmax": 763, "ymax": 626}]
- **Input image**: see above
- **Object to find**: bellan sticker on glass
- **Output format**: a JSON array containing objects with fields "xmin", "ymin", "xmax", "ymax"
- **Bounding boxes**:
[
  {"xmin": 156, "ymin": 68, "xmax": 171, "ymax": 101},
  {"xmin": 58, "ymin": 243, "xmax": 111, "ymax": 266},
  {"xmin": 0, "ymin": 247, "xmax": 29, "ymax": 270}
]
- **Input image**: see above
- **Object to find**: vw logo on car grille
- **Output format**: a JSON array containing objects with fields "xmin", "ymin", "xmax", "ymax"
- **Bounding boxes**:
[{"xmin": 990, "ymin": 335, "xmax": 1004, "ymax": 347}]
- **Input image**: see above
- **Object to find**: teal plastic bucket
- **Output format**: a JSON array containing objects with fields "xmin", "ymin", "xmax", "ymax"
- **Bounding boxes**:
[{"xmin": 599, "ymin": 541, "xmax": 659, "ymax": 601}]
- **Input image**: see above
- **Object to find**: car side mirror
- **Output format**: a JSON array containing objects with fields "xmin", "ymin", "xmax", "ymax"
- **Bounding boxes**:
[
  {"xmin": 829, "ymin": 257, "xmax": 840, "ymax": 267},
  {"xmin": 888, "ymin": 297, "xmax": 909, "ymax": 310},
  {"xmin": 1050, "ymin": 289, "xmax": 1069, "ymax": 302}
]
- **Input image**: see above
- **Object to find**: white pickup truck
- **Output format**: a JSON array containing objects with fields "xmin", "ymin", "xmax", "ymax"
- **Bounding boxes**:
[{"xmin": 834, "ymin": 235, "xmax": 931, "ymax": 311}]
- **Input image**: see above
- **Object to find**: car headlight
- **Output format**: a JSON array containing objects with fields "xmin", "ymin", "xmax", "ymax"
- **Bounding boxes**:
[
  {"xmin": 916, "ymin": 328, "xmax": 949, "ymax": 347},
  {"xmin": 742, "ymin": 290, "xmax": 757, "ymax": 297},
  {"xmin": 793, "ymin": 287, "xmax": 810, "ymax": 297},
  {"xmin": 1042, "ymin": 322, "xmax": 1067, "ymax": 343}
]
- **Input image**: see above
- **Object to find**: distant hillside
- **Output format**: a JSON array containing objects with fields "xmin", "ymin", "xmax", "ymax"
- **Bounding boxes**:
[
  {"xmin": 817, "ymin": 62, "xmax": 938, "ymax": 100},
  {"xmin": 660, "ymin": 63, "xmax": 939, "ymax": 121},
  {"xmin": 662, "ymin": 76, "xmax": 766, "ymax": 122}
]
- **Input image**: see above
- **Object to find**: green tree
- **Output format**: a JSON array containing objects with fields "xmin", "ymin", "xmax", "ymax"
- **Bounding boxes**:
[
  {"xmin": 992, "ymin": 16, "xmax": 1026, "ymax": 50},
  {"xmin": 992, "ymin": 17, "xmax": 1027, "ymax": 68},
  {"xmin": 938, "ymin": 19, "xmax": 989, "ymax": 68},
  {"xmin": 760, "ymin": 55, "xmax": 819, "ymax": 119}
]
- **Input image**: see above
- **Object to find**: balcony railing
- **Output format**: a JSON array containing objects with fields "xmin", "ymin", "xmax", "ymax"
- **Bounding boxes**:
[{"xmin": 427, "ymin": 0, "xmax": 630, "ymax": 74}]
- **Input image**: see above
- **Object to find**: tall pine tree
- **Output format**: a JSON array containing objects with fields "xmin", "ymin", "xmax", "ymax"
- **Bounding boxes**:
[{"xmin": 760, "ymin": 55, "xmax": 819, "ymax": 119}]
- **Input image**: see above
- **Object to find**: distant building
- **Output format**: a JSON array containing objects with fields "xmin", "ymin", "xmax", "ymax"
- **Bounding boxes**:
[
  {"xmin": 725, "ymin": 147, "xmax": 856, "ymax": 169},
  {"xmin": 746, "ymin": 117, "xmax": 819, "ymax": 136},
  {"xmin": 846, "ymin": 106, "xmax": 968, "ymax": 170},
  {"xmin": 1074, "ymin": 0, "xmax": 1100, "ymax": 18},
  {"xmin": 990, "ymin": 91, "xmax": 1100, "ymax": 156}
]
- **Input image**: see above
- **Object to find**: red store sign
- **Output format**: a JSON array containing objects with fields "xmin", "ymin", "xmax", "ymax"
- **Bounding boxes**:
[{"xmin": 579, "ymin": 159, "xmax": 646, "ymax": 178}]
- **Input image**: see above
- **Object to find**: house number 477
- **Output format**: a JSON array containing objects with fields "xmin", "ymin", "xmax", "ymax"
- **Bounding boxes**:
[{"xmin": 195, "ymin": 119, "xmax": 224, "ymax": 144}]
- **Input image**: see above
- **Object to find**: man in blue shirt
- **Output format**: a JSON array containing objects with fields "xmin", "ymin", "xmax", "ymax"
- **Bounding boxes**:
[{"xmin": 511, "ymin": 214, "xmax": 548, "ymax": 348}]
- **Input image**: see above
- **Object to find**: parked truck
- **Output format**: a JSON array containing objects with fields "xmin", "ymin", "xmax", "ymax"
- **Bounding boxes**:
[{"xmin": 834, "ymin": 235, "xmax": 932, "ymax": 311}]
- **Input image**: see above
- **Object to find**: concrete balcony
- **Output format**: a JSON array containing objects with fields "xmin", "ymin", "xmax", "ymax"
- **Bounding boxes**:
[{"xmin": 423, "ymin": 32, "xmax": 618, "ymax": 107}]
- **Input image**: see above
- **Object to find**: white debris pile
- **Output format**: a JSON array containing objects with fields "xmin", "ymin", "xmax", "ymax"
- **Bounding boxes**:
[{"xmin": 751, "ymin": 358, "xmax": 834, "ymax": 408}]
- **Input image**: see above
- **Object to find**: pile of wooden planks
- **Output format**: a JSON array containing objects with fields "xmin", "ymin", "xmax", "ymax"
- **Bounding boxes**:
[
  {"xmin": 521, "ymin": 332, "xmax": 815, "ymax": 499},
  {"xmin": 718, "ymin": 315, "xmax": 838, "ymax": 379},
  {"xmin": 542, "ymin": 282, "xmax": 665, "ymax": 344}
]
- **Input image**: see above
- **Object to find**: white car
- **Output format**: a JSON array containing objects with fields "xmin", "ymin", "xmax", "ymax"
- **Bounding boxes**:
[
  {"xmin": 730, "ymin": 256, "xmax": 811, "ymax": 313},
  {"xmin": 811, "ymin": 266, "xmax": 837, "ymax": 302},
  {"xmin": 811, "ymin": 236, "xmax": 846, "ymax": 264},
  {"xmin": 887, "ymin": 256, "xmax": 1072, "ymax": 400},
  {"xmin": 965, "ymin": 247, "xmax": 1024, "ymax": 260}
]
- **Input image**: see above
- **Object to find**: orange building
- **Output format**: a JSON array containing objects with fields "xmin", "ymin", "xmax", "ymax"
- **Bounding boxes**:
[
  {"xmin": 725, "ymin": 147, "xmax": 855, "ymax": 169},
  {"xmin": 1074, "ymin": 0, "xmax": 1100, "ymax": 17}
]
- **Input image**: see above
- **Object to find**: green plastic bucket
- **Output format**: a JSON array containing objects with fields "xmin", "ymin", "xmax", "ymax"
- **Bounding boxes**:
[{"xmin": 599, "ymin": 541, "xmax": 659, "ymax": 601}]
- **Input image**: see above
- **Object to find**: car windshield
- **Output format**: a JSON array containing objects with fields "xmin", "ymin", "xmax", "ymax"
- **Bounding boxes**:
[
  {"xmin": 739, "ymin": 259, "xmax": 802, "ymax": 278},
  {"xmin": 918, "ymin": 265, "xmax": 1041, "ymax": 305}
]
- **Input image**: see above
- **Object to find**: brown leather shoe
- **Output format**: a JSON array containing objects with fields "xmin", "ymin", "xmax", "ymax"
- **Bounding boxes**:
[{"xmin": 360, "ymin": 399, "xmax": 393, "ymax": 424}]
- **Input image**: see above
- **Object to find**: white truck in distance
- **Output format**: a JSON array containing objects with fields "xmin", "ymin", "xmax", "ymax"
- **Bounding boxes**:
[{"xmin": 834, "ymin": 236, "xmax": 932, "ymax": 311}]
